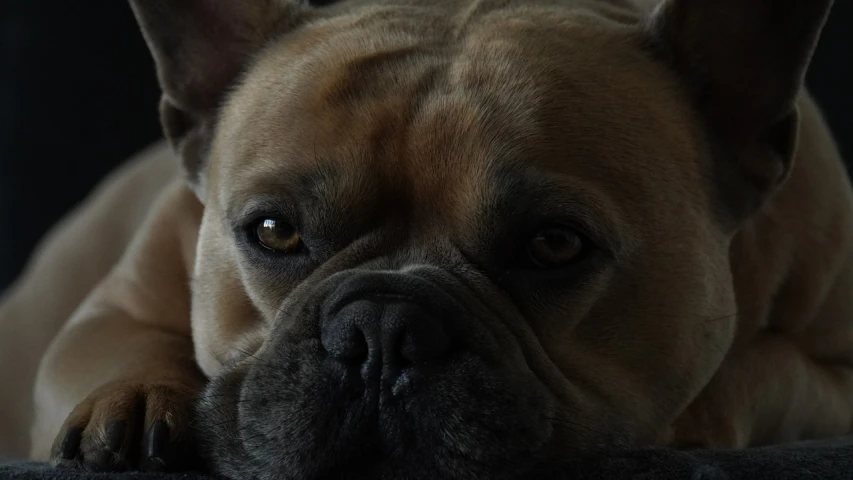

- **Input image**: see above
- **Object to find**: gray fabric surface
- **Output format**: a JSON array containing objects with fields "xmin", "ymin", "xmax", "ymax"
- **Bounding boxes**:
[{"xmin": 2, "ymin": 438, "xmax": 852, "ymax": 479}]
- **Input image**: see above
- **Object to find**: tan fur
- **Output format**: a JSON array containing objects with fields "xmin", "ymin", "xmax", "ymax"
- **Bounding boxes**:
[{"xmin": 0, "ymin": 0, "xmax": 850, "ymax": 471}]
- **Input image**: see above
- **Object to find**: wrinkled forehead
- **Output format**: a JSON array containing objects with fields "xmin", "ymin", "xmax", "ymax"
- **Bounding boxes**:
[{"xmin": 212, "ymin": 3, "xmax": 705, "ymax": 228}]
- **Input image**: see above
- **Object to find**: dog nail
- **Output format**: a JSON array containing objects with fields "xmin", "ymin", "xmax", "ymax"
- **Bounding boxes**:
[
  {"xmin": 105, "ymin": 420, "xmax": 126, "ymax": 453},
  {"xmin": 58, "ymin": 427, "xmax": 83, "ymax": 460},
  {"xmin": 146, "ymin": 420, "xmax": 170, "ymax": 461}
]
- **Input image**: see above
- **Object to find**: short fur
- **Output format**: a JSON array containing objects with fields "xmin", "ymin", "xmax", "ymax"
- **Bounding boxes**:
[{"xmin": 0, "ymin": 0, "xmax": 851, "ymax": 479}]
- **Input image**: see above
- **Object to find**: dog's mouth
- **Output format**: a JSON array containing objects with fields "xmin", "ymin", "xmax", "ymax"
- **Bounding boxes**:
[{"xmin": 196, "ymin": 343, "xmax": 554, "ymax": 480}]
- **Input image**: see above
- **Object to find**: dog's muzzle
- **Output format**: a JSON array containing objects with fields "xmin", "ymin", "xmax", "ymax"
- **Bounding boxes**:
[{"xmin": 197, "ymin": 269, "xmax": 553, "ymax": 480}]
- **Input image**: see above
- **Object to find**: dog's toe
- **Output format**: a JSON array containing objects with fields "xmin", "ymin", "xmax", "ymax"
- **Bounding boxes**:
[
  {"xmin": 139, "ymin": 385, "xmax": 194, "ymax": 471},
  {"xmin": 54, "ymin": 426, "xmax": 84, "ymax": 467}
]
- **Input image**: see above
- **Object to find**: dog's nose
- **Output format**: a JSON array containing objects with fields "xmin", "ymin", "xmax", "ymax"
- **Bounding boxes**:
[
  {"xmin": 320, "ymin": 273, "xmax": 454, "ymax": 368},
  {"xmin": 323, "ymin": 299, "xmax": 450, "ymax": 365}
]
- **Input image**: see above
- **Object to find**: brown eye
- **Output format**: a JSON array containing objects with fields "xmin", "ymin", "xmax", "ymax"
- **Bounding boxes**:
[
  {"xmin": 526, "ymin": 227, "xmax": 585, "ymax": 268},
  {"xmin": 254, "ymin": 218, "xmax": 302, "ymax": 253}
]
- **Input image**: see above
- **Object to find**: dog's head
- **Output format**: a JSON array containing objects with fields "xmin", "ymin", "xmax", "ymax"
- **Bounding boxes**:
[{"xmin": 130, "ymin": 0, "xmax": 832, "ymax": 478}]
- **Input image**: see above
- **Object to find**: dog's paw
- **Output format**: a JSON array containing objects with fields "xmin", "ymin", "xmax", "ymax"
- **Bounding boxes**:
[{"xmin": 51, "ymin": 381, "xmax": 200, "ymax": 472}]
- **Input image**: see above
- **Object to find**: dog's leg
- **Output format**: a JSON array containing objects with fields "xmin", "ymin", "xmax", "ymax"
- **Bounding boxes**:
[
  {"xmin": 668, "ymin": 240, "xmax": 853, "ymax": 449},
  {"xmin": 29, "ymin": 180, "xmax": 206, "ymax": 471},
  {"xmin": 667, "ymin": 332, "xmax": 853, "ymax": 448},
  {"xmin": 0, "ymin": 143, "xmax": 177, "ymax": 459}
]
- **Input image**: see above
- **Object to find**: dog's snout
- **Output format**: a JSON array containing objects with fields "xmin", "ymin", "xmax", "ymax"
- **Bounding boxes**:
[
  {"xmin": 320, "ymin": 272, "xmax": 457, "ymax": 372},
  {"xmin": 322, "ymin": 299, "xmax": 451, "ymax": 366}
]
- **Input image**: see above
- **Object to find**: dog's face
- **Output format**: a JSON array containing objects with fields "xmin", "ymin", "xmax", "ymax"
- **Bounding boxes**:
[{"xmin": 131, "ymin": 0, "xmax": 832, "ymax": 478}]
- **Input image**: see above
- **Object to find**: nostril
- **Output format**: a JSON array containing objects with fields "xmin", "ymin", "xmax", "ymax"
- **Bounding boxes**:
[{"xmin": 321, "ymin": 313, "xmax": 369, "ymax": 364}]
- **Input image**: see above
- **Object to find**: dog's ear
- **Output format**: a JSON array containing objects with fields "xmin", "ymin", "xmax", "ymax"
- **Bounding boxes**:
[
  {"xmin": 648, "ymin": 0, "xmax": 833, "ymax": 225},
  {"xmin": 129, "ymin": 0, "xmax": 308, "ymax": 201}
]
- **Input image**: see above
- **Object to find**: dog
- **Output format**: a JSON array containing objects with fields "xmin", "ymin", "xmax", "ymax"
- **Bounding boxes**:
[{"xmin": 1, "ymin": 0, "xmax": 851, "ymax": 478}]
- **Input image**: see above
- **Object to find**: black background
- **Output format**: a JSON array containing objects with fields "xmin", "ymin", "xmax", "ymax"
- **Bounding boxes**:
[{"xmin": 1, "ymin": 1, "xmax": 851, "ymax": 291}]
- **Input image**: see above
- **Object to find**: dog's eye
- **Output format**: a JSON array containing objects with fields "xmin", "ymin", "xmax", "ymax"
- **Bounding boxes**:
[
  {"xmin": 254, "ymin": 218, "xmax": 303, "ymax": 253},
  {"xmin": 525, "ymin": 227, "xmax": 586, "ymax": 268}
]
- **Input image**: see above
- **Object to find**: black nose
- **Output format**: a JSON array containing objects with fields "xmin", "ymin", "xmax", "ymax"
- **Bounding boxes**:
[{"xmin": 320, "ymin": 274, "xmax": 454, "ymax": 368}]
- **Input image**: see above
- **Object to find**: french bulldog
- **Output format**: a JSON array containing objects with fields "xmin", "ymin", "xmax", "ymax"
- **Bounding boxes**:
[{"xmin": 1, "ymin": 0, "xmax": 851, "ymax": 478}]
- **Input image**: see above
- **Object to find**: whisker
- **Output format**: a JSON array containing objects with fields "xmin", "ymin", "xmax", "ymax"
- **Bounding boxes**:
[
  {"xmin": 196, "ymin": 399, "xmax": 251, "ymax": 414},
  {"xmin": 197, "ymin": 392, "xmax": 243, "ymax": 400},
  {"xmin": 205, "ymin": 418, "xmax": 243, "ymax": 431}
]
